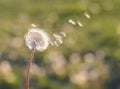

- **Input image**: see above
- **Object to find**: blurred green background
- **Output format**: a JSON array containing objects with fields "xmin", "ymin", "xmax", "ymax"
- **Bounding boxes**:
[{"xmin": 0, "ymin": 0, "xmax": 120, "ymax": 89}]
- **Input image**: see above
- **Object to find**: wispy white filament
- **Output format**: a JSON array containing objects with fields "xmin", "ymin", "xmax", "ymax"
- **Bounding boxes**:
[
  {"xmin": 60, "ymin": 32, "xmax": 67, "ymax": 37},
  {"xmin": 25, "ymin": 28, "xmax": 49, "ymax": 51},
  {"xmin": 31, "ymin": 24, "xmax": 36, "ymax": 27},
  {"xmin": 84, "ymin": 13, "xmax": 91, "ymax": 19},
  {"xmin": 53, "ymin": 33, "xmax": 63, "ymax": 44},
  {"xmin": 77, "ymin": 20, "xmax": 83, "ymax": 27},
  {"xmin": 68, "ymin": 19, "xmax": 76, "ymax": 25}
]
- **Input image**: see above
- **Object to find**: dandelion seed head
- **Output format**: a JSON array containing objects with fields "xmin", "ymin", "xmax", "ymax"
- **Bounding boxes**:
[
  {"xmin": 49, "ymin": 32, "xmax": 67, "ymax": 47},
  {"xmin": 25, "ymin": 27, "xmax": 50, "ymax": 51}
]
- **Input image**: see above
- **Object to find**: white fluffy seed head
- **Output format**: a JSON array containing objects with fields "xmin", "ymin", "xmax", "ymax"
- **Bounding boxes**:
[{"xmin": 25, "ymin": 28, "xmax": 50, "ymax": 51}]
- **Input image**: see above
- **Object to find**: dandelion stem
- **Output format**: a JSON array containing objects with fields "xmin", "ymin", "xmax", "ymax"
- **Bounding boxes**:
[{"xmin": 26, "ymin": 49, "xmax": 35, "ymax": 89}]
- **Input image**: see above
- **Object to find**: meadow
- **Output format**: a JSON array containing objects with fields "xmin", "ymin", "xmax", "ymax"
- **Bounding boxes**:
[{"xmin": 0, "ymin": 0, "xmax": 120, "ymax": 89}]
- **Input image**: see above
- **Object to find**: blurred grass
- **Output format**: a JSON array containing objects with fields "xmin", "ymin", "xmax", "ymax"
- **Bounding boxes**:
[{"xmin": 0, "ymin": 0, "xmax": 120, "ymax": 89}]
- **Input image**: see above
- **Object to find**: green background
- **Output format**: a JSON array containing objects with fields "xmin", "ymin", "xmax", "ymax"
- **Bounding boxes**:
[{"xmin": 0, "ymin": 0, "xmax": 120, "ymax": 89}]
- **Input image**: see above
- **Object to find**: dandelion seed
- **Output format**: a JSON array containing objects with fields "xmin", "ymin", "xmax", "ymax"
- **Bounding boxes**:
[
  {"xmin": 60, "ymin": 32, "xmax": 67, "ymax": 37},
  {"xmin": 50, "ymin": 32, "xmax": 66, "ymax": 47},
  {"xmin": 53, "ymin": 33, "xmax": 61, "ymax": 39},
  {"xmin": 53, "ymin": 41, "xmax": 59, "ymax": 47},
  {"xmin": 68, "ymin": 19, "xmax": 76, "ymax": 25},
  {"xmin": 49, "ymin": 41, "xmax": 54, "ymax": 46},
  {"xmin": 53, "ymin": 33, "xmax": 63, "ymax": 44},
  {"xmin": 25, "ymin": 28, "xmax": 50, "ymax": 51},
  {"xmin": 58, "ymin": 39, "xmax": 63, "ymax": 44},
  {"xmin": 84, "ymin": 13, "xmax": 91, "ymax": 19},
  {"xmin": 31, "ymin": 24, "xmax": 37, "ymax": 27},
  {"xmin": 77, "ymin": 20, "xmax": 83, "ymax": 27}
]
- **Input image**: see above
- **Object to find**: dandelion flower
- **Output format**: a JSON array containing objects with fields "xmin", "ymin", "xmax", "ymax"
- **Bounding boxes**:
[
  {"xmin": 25, "ymin": 28, "xmax": 50, "ymax": 51},
  {"xmin": 24, "ymin": 26, "xmax": 50, "ymax": 89}
]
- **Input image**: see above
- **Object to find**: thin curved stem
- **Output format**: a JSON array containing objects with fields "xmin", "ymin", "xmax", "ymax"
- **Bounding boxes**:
[{"xmin": 26, "ymin": 50, "xmax": 35, "ymax": 89}]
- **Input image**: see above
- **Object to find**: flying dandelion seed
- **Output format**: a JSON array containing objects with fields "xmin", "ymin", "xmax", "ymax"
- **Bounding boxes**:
[
  {"xmin": 53, "ymin": 33, "xmax": 61, "ymax": 39},
  {"xmin": 25, "ymin": 28, "xmax": 50, "ymax": 51},
  {"xmin": 53, "ymin": 33, "xmax": 63, "ymax": 44},
  {"xmin": 84, "ymin": 13, "xmax": 91, "ymax": 19},
  {"xmin": 53, "ymin": 41, "xmax": 59, "ymax": 47},
  {"xmin": 77, "ymin": 20, "xmax": 83, "ymax": 27},
  {"xmin": 68, "ymin": 19, "xmax": 76, "ymax": 25},
  {"xmin": 31, "ymin": 24, "xmax": 37, "ymax": 27},
  {"xmin": 57, "ymin": 38, "xmax": 63, "ymax": 44},
  {"xmin": 50, "ymin": 32, "xmax": 66, "ymax": 47},
  {"xmin": 49, "ymin": 41, "xmax": 54, "ymax": 46},
  {"xmin": 60, "ymin": 32, "xmax": 67, "ymax": 37}
]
